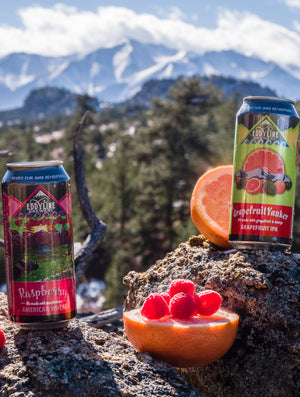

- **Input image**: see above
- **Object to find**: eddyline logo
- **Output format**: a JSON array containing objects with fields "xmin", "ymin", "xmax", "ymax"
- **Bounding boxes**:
[
  {"xmin": 9, "ymin": 186, "xmax": 67, "ymax": 218},
  {"xmin": 26, "ymin": 189, "xmax": 55, "ymax": 214},
  {"xmin": 242, "ymin": 116, "xmax": 289, "ymax": 147}
]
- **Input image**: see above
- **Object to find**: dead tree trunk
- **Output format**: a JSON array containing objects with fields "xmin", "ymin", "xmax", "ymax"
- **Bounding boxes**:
[
  {"xmin": 73, "ymin": 111, "xmax": 107, "ymax": 284},
  {"xmin": 73, "ymin": 112, "xmax": 124, "ymax": 327}
]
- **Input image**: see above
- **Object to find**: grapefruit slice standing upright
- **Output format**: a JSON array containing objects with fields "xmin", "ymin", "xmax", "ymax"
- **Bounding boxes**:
[{"xmin": 190, "ymin": 165, "xmax": 233, "ymax": 249}]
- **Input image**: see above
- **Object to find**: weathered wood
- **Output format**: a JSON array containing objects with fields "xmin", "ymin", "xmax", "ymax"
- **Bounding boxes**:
[
  {"xmin": 79, "ymin": 305, "xmax": 124, "ymax": 328},
  {"xmin": 73, "ymin": 111, "xmax": 107, "ymax": 283}
]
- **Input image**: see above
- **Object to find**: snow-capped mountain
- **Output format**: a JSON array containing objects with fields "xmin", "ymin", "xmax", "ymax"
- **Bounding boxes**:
[{"xmin": 0, "ymin": 39, "xmax": 300, "ymax": 111}]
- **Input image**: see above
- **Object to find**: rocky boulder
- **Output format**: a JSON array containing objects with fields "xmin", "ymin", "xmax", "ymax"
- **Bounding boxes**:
[
  {"xmin": 0, "ymin": 293, "xmax": 201, "ymax": 396},
  {"xmin": 123, "ymin": 236, "xmax": 299, "ymax": 397}
]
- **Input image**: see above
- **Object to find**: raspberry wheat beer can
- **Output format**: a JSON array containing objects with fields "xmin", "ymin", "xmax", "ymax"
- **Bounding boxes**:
[
  {"xmin": 2, "ymin": 161, "xmax": 76, "ymax": 329},
  {"xmin": 229, "ymin": 97, "xmax": 300, "ymax": 249}
]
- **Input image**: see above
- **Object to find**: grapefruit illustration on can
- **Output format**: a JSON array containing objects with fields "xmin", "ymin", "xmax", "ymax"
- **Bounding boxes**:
[{"xmin": 235, "ymin": 148, "xmax": 291, "ymax": 196}]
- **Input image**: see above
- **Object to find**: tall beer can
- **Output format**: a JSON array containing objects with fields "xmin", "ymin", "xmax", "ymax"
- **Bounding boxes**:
[
  {"xmin": 2, "ymin": 161, "xmax": 77, "ymax": 329},
  {"xmin": 229, "ymin": 97, "xmax": 300, "ymax": 249}
]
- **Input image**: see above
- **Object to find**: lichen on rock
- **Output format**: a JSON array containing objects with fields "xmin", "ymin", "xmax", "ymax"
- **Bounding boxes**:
[{"xmin": 123, "ymin": 235, "xmax": 300, "ymax": 397}]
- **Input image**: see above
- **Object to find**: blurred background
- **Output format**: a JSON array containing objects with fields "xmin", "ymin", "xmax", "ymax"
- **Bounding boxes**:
[{"xmin": 1, "ymin": 0, "xmax": 300, "ymax": 310}]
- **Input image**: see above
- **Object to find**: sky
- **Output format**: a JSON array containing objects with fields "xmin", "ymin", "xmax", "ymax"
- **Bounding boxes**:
[{"xmin": 1, "ymin": 0, "xmax": 300, "ymax": 71}]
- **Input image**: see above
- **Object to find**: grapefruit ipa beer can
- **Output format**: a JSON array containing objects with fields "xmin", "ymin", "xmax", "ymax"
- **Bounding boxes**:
[
  {"xmin": 2, "ymin": 161, "xmax": 77, "ymax": 329},
  {"xmin": 229, "ymin": 97, "xmax": 300, "ymax": 249}
]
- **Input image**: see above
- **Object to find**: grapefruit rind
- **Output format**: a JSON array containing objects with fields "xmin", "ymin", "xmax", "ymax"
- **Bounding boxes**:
[
  {"xmin": 123, "ymin": 308, "xmax": 239, "ymax": 368},
  {"xmin": 190, "ymin": 165, "xmax": 233, "ymax": 249}
]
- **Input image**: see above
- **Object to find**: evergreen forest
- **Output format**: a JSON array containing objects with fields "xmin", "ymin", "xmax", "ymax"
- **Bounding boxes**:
[{"xmin": 1, "ymin": 76, "xmax": 300, "ymax": 308}]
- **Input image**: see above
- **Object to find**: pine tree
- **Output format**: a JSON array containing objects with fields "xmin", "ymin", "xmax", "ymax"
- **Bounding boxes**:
[{"xmin": 132, "ymin": 77, "xmax": 221, "ymax": 252}]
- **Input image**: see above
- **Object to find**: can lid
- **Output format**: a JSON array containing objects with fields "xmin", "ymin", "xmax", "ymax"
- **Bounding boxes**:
[
  {"xmin": 6, "ymin": 160, "xmax": 63, "ymax": 170},
  {"xmin": 243, "ymin": 96, "xmax": 295, "ymax": 104}
]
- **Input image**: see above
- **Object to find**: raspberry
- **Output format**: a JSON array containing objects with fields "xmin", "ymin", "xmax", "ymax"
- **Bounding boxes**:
[
  {"xmin": 160, "ymin": 291, "xmax": 171, "ymax": 305},
  {"xmin": 194, "ymin": 290, "xmax": 222, "ymax": 316},
  {"xmin": 141, "ymin": 293, "xmax": 169, "ymax": 320},
  {"xmin": 169, "ymin": 292, "xmax": 196, "ymax": 319},
  {"xmin": 0, "ymin": 329, "xmax": 5, "ymax": 349},
  {"xmin": 168, "ymin": 279, "xmax": 195, "ymax": 298}
]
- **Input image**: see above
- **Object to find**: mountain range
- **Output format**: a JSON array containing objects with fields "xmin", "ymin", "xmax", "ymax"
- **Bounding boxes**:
[{"xmin": 0, "ymin": 39, "xmax": 299, "ymax": 113}]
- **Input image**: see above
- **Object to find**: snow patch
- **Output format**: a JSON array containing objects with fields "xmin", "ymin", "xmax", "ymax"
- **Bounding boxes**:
[
  {"xmin": 0, "ymin": 72, "xmax": 34, "ymax": 91},
  {"xmin": 239, "ymin": 66, "xmax": 273, "ymax": 80},
  {"xmin": 203, "ymin": 62, "xmax": 220, "ymax": 76},
  {"xmin": 154, "ymin": 50, "xmax": 186, "ymax": 65},
  {"xmin": 126, "ymin": 50, "xmax": 186, "ymax": 87},
  {"xmin": 159, "ymin": 63, "xmax": 174, "ymax": 78},
  {"xmin": 113, "ymin": 42, "xmax": 133, "ymax": 82},
  {"xmin": 48, "ymin": 61, "xmax": 70, "ymax": 80},
  {"xmin": 284, "ymin": 64, "xmax": 300, "ymax": 80}
]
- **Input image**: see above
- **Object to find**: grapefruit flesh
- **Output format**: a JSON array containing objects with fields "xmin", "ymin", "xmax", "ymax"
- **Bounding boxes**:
[
  {"xmin": 190, "ymin": 165, "xmax": 233, "ymax": 248},
  {"xmin": 243, "ymin": 148, "xmax": 285, "ymax": 174},
  {"xmin": 123, "ymin": 308, "xmax": 239, "ymax": 368},
  {"xmin": 245, "ymin": 178, "xmax": 262, "ymax": 195}
]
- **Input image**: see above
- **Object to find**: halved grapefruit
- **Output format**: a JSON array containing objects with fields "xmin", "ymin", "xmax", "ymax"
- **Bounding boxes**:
[
  {"xmin": 190, "ymin": 165, "xmax": 233, "ymax": 248},
  {"xmin": 242, "ymin": 148, "xmax": 285, "ymax": 174},
  {"xmin": 245, "ymin": 178, "xmax": 262, "ymax": 195},
  {"xmin": 123, "ymin": 308, "xmax": 239, "ymax": 367}
]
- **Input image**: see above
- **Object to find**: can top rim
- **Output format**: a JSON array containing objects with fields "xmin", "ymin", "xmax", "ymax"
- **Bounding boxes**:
[
  {"xmin": 6, "ymin": 161, "xmax": 63, "ymax": 170},
  {"xmin": 243, "ymin": 96, "xmax": 295, "ymax": 104}
]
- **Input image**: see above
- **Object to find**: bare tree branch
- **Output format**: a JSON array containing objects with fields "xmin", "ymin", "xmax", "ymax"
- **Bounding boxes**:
[
  {"xmin": 73, "ymin": 111, "xmax": 107, "ymax": 283},
  {"xmin": 79, "ymin": 305, "xmax": 124, "ymax": 328}
]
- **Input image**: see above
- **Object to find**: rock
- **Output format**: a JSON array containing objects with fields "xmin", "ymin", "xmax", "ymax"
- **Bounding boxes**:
[
  {"xmin": 0, "ymin": 293, "xmax": 201, "ymax": 396},
  {"xmin": 123, "ymin": 235, "xmax": 300, "ymax": 397}
]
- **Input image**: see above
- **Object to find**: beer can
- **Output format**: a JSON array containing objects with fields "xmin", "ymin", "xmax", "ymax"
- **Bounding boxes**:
[
  {"xmin": 229, "ymin": 97, "xmax": 300, "ymax": 250},
  {"xmin": 1, "ymin": 161, "xmax": 77, "ymax": 329}
]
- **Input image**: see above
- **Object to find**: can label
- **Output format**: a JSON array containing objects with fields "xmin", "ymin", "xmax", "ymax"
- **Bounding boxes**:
[
  {"xmin": 2, "ymin": 182, "xmax": 76, "ymax": 320},
  {"xmin": 230, "ymin": 111, "xmax": 299, "ymax": 243}
]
